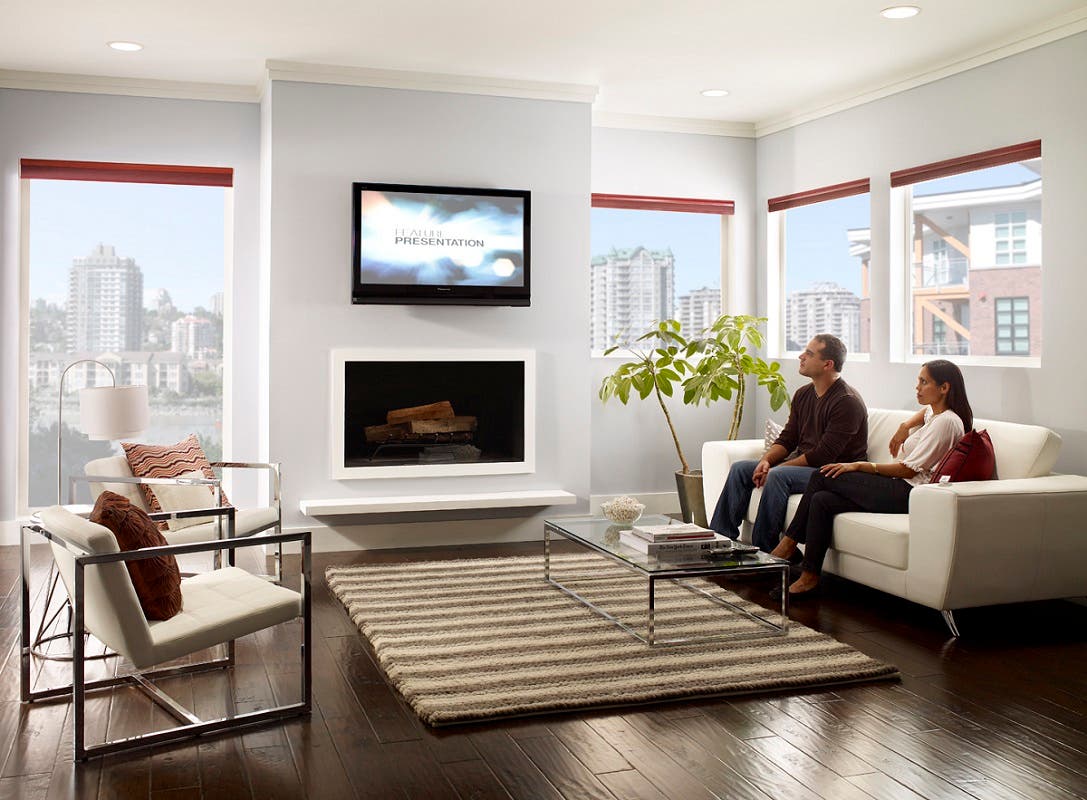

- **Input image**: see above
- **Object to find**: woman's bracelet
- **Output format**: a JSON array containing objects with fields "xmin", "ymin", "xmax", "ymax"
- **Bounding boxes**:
[{"xmin": 870, "ymin": 462, "xmax": 879, "ymax": 475}]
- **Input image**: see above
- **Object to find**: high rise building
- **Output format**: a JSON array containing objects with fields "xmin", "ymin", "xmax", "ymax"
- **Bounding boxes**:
[
  {"xmin": 676, "ymin": 286, "xmax": 722, "ymax": 335},
  {"xmin": 171, "ymin": 314, "xmax": 215, "ymax": 358},
  {"xmin": 66, "ymin": 243, "xmax": 143, "ymax": 352},
  {"xmin": 210, "ymin": 291, "xmax": 224, "ymax": 316},
  {"xmin": 785, "ymin": 281, "xmax": 861, "ymax": 352},
  {"xmin": 590, "ymin": 246, "xmax": 675, "ymax": 351}
]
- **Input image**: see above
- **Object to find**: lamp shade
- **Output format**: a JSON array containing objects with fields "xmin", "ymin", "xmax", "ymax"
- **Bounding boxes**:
[{"xmin": 79, "ymin": 385, "xmax": 150, "ymax": 440}]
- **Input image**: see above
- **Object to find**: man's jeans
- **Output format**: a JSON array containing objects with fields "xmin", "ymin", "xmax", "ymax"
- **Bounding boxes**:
[{"xmin": 709, "ymin": 460, "xmax": 816, "ymax": 552}]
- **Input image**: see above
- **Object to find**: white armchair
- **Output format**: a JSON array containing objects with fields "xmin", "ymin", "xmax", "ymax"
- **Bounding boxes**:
[
  {"xmin": 20, "ymin": 505, "xmax": 311, "ymax": 761},
  {"xmin": 702, "ymin": 409, "xmax": 1087, "ymax": 635}
]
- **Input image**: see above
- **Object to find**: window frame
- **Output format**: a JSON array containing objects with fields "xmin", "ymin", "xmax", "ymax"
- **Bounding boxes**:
[
  {"xmin": 589, "ymin": 193, "xmax": 733, "ymax": 358},
  {"xmin": 766, "ymin": 178, "xmax": 872, "ymax": 361},
  {"xmin": 889, "ymin": 140, "xmax": 1042, "ymax": 368},
  {"xmin": 994, "ymin": 296, "xmax": 1030, "ymax": 356},
  {"xmin": 16, "ymin": 159, "xmax": 235, "ymax": 516}
]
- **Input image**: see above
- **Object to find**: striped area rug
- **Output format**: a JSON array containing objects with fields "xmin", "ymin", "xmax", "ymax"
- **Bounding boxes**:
[{"xmin": 326, "ymin": 553, "xmax": 898, "ymax": 726}]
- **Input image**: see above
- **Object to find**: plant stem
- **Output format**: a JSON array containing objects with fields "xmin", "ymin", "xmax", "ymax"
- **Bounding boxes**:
[
  {"xmin": 655, "ymin": 382, "xmax": 690, "ymax": 473},
  {"xmin": 729, "ymin": 366, "xmax": 746, "ymax": 440}
]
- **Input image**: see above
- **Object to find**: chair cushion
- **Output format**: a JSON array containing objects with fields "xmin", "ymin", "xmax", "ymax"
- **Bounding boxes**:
[
  {"xmin": 89, "ymin": 491, "xmax": 184, "ymax": 621},
  {"xmin": 764, "ymin": 419, "xmax": 784, "ymax": 451},
  {"xmin": 145, "ymin": 567, "xmax": 301, "ymax": 668},
  {"xmin": 930, "ymin": 429, "xmax": 996, "ymax": 484},
  {"xmin": 85, "ymin": 455, "xmax": 149, "ymax": 512},
  {"xmin": 153, "ymin": 469, "xmax": 221, "ymax": 531},
  {"xmin": 163, "ymin": 507, "xmax": 280, "ymax": 544},
  {"xmin": 122, "ymin": 435, "xmax": 230, "ymax": 529}
]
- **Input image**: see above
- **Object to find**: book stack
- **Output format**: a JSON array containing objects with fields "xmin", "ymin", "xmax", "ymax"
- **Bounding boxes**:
[{"xmin": 618, "ymin": 522, "xmax": 727, "ymax": 557}]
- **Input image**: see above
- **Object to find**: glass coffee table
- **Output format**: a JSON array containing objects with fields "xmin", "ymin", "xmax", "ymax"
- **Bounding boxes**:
[{"xmin": 544, "ymin": 515, "xmax": 790, "ymax": 645}]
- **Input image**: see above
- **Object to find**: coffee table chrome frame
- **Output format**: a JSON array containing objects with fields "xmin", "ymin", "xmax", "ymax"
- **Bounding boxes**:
[{"xmin": 544, "ymin": 521, "xmax": 789, "ymax": 646}]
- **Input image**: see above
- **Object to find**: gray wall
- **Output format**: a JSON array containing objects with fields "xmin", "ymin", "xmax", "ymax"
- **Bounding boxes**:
[
  {"xmin": 263, "ymin": 81, "xmax": 593, "ymax": 547},
  {"xmin": 0, "ymin": 89, "xmax": 261, "ymax": 534},
  {"xmin": 590, "ymin": 127, "xmax": 757, "ymax": 495},
  {"xmin": 754, "ymin": 32, "xmax": 1087, "ymax": 473}
]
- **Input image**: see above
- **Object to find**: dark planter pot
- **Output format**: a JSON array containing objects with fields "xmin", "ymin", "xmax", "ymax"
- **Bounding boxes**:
[{"xmin": 675, "ymin": 469, "xmax": 708, "ymax": 528}]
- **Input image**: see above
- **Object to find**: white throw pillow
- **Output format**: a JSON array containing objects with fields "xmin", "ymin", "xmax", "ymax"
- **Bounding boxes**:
[
  {"xmin": 151, "ymin": 470, "xmax": 223, "ymax": 531},
  {"xmin": 764, "ymin": 419, "xmax": 784, "ymax": 451}
]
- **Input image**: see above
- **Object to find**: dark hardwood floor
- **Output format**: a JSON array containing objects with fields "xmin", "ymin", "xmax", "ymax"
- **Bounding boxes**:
[{"xmin": 3, "ymin": 539, "xmax": 1086, "ymax": 799}]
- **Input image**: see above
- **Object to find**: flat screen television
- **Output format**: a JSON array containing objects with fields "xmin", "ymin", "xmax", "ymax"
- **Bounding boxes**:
[{"xmin": 352, "ymin": 182, "xmax": 530, "ymax": 306}]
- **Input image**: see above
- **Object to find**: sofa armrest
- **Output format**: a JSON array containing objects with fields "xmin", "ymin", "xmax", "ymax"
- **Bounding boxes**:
[
  {"xmin": 700, "ymin": 439, "xmax": 765, "ymax": 521},
  {"xmin": 906, "ymin": 474, "xmax": 1087, "ymax": 610}
]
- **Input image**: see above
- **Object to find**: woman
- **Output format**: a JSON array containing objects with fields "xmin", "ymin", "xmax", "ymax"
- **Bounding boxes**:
[{"xmin": 770, "ymin": 359, "xmax": 973, "ymax": 599}]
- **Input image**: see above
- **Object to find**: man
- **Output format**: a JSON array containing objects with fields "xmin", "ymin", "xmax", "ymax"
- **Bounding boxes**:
[{"xmin": 709, "ymin": 334, "xmax": 868, "ymax": 552}]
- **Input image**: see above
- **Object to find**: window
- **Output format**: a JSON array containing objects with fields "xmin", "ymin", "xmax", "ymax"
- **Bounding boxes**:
[
  {"xmin": 590, "ymin": 194, "xmax": 732, "ymax": 352},
  {"xmin": 20, "ymin": 159, "xmax": 231, "ymax": 510},
  {"xmin": 995, "ymin": 297, "xmax": 1030, "ymax": 355},
  {"xmin": 767, "ymin": 179, "xmax": 871, "ymax": 356},
  {"xmin": 891, "ymin": 140, "xmax": 1041, "ymax": 362}
]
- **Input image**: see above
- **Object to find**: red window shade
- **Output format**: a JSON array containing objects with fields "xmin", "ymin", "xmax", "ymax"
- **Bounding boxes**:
[
  {"xmin": 20, "ymin": 159, "xmax": 233, "ymax": 187},
  {"xmin": 591, "ymin": 193, "xmax": 734, "ymax": 215},
  {"xmin": 767, "ymin": 178, "xmax": 870, "ymax": 213},
  {"xmin": 890, "ymin": 140, "xmax": 1041, "ymax": 188}
]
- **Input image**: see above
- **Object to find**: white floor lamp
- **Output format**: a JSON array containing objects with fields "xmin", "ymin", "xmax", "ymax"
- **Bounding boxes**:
[
  {"xmin": 33, "ymin": 359, "xmax": 149, "ymax": 661},
  {"xmin": 57, "ymin": 359, "xmax": 149, "ymax": 504}
]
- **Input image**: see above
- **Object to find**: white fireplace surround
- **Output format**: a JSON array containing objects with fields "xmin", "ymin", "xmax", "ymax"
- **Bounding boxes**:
[{"xmin": 329, "ymin": 348, "xmax": 536, "ymax": 480}]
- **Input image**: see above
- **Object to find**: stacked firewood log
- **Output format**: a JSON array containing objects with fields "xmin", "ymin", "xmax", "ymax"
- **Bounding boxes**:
[{"xmin": 364, "ymin": 401, "xmax": 478, "ymax": 444}]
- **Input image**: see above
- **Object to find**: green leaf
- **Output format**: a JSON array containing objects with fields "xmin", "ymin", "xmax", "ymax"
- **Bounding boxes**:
[{"xmin": 656, "ymin": 373, "xmax": 673, "ymax": 396}]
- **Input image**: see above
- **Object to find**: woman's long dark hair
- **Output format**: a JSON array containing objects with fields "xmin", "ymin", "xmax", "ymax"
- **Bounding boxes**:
[{"xmin": 923, "ymin": 359, "xmax": 973, "ymax": 431}]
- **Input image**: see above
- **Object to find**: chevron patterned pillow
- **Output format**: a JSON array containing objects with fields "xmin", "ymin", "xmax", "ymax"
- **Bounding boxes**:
[{"xmin": 121, "ymin": 434, "xmax": 229, "ymax": 529}]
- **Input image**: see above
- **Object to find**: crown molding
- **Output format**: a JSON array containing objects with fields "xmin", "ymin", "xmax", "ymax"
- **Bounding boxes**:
[
  {"xmin": 0, "ymin": 69, "xmax": 257, "ymax": 103},
  {"xmin": 265, "ymin": 60, "xmax": 598, "ymax": 104},
  {"xmin": 756, "ymin": 7, "xmax": 1087, "ymax": 137},
  {"xmin": 592, "ymin": 111, "xmax": 755, "ymax": 138}
]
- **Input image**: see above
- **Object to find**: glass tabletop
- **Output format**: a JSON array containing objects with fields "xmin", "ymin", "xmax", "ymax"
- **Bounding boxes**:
[{"xmin": 545, "ymin": 515, "xmax": 787, "ymax": 575}]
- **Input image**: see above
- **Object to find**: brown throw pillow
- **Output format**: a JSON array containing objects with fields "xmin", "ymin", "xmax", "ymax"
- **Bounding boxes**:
[
  {"xmin": 122, "ymin": 434, "xmax": 229, "ymax": 530},
  {"xmin": 90, "ymin": 490, "xmax": 184, "ymax": 621}
]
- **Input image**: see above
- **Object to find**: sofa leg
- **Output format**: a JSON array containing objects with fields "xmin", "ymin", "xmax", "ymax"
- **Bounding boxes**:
[{"xmin": 941, "ymin": 610, "xmax": 960, "ymax": 638}]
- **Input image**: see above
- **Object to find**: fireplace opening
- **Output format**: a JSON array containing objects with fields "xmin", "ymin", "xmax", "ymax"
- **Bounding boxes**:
[{"xmin": 343, "ymin": 360, "xmax": 525, "ymax": 469}]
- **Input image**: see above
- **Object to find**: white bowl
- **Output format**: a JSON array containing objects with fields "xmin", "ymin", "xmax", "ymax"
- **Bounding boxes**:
[{"xmin": 601, "ymin": 497, "xmax": 645, "ymax": 525}]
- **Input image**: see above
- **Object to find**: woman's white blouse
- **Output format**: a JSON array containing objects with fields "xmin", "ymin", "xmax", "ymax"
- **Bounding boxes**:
[{"xmin": 896, "ymin": 406, "xmax": 965, "ymax": 486}]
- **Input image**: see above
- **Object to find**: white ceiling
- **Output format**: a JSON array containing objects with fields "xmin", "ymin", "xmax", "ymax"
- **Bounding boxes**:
[{"xmin": 3, "ymin": 1, "xmax": 1086, "ymax": 129}]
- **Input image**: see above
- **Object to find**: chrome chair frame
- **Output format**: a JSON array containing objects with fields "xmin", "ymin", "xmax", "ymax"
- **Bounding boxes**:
[{"xmin": 19, "ymin": 508, "xmax": 311, "ymax": 762}]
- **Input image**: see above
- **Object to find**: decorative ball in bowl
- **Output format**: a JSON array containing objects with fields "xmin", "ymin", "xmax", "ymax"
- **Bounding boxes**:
[{"xmin": 601, "ymin": 496, "xmax": 645, "ymax": 525}]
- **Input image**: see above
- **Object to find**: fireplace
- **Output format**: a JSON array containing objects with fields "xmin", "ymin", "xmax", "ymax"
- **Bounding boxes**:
[{"xmin": 330, "ymin": 349, "xmax": 535, "ymax": 479}]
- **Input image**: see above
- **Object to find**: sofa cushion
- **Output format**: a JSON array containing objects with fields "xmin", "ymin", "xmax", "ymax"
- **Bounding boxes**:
[
  {"xmin": 89, "ymin": 491, "xmax": 184, "ymax": 621},
  {"xmin": 830, "ymin": 513, "xmax": 911, "ymax": 569},
  {"xmin": 85, "ymin": 455, "xmax": 148, "ymax": 512},
  {"xmin": 972, "ymin": 416, "xmax": 1060, "ymax": 479}
]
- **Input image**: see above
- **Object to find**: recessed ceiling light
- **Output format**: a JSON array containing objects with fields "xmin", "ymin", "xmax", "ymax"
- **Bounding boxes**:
[
  {"xmin": 107, "ymin": 41, "xmax": 143, "ymax": 52},
  {"xmin": 701, "ymin": 89, "xmax": 729, "ymax": 98},
  {"xmin": 881, "ymin": 5, "xmax": 920, "ymax": 19}
]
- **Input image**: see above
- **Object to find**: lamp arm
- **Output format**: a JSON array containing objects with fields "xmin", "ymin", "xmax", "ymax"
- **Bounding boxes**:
[{"xmin": 57, "ymin": 359, "xmax": 117, "ymax": 505}]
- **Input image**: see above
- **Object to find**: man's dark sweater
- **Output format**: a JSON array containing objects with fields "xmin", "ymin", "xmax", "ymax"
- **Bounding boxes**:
[{"xmin": 773, "ymin": 378, "xmax": 868, "ymax": 467}]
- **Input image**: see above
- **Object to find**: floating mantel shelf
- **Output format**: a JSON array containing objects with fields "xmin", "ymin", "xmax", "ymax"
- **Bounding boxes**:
[{"xmin": 299, "ymin": 490, "xmax": 578, "ymax": 516}]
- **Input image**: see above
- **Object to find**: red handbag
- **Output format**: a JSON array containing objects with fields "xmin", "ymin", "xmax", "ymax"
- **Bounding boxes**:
[{"xmin": 929, "ymin": 429, "xmax": 996, "ymax": 483}]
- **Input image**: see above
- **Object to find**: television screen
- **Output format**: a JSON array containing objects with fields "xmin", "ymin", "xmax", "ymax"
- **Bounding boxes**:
[{"xmin": 352, "ymin": 182, "xmax": 530, "ymax": 306}]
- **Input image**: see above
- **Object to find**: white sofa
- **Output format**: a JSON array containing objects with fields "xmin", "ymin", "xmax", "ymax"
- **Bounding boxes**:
[{"xmin": 701, "ymin": 409, "xmax": 1087, "ymax": 635}]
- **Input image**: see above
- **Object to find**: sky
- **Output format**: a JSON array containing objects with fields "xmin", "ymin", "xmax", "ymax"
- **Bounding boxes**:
[
  {"xmin": 591, "ymin": 207, "xmax": 721, "ymax": 296},
  {"xmin": 28, "ymin": 180, "xmax": 226, "ymax": 311},
  {"xmin": 783, "ymin": 161, "xmax": 1040, "ymax": 296}
]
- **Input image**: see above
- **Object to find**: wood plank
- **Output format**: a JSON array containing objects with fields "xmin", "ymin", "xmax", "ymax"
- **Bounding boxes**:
[
  {"xmin": 585, "ymin": 714, "xmax": 750, "ymax": 800},
  {"xmin": 517, "ymin": 734, "xmax": 616, "ymax": 800},
  {"xmin": 743, "ymin": 737, "xmax": 878, "ymax": 800},
  {"xmin": 546, "ymin": 718, "xmax": 631, "ymax": 774},
  {"xmin": 467, "ymin": 727, "xmax": 565, "ymax": 800},
  {"xmin": 243, "ymin": 745, "xmax": 305, "ymax": 800},
  {"xmin": 387, "ymin": 401, "xmax": 455, "ymax": 424},
  {"xmin": 440, "ymin": 758, "xmax": 513, "ymax": 800},
  {"xmin": 597, "ymin": 769, "xmax": 669, "ymax": 800},
  {"xmin": 628, "ymin": 710, "xmax": 820, "ymax": 800},
  {"xmin": 0, "ymin": 772, "xmax": 50, "ymax": 800}
]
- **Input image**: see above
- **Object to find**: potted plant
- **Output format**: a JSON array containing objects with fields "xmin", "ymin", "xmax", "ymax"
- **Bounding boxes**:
[{"xmin": 598, "ymin": 315, "xmax": 788, "ymax": 526}]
